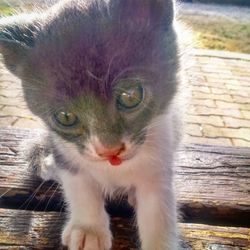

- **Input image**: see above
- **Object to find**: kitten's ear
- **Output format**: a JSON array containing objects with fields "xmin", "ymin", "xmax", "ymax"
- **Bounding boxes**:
[
  {"xmin": 0, "ymin": 39, "xmax": 29, "ymax": 73},
  {"xmin": 110, "ymin": 0, "xmax": 174, "ymax": 28},
  {"xmin": 0, "ymin": 15, "xmax": 39, "ymax": 73}
]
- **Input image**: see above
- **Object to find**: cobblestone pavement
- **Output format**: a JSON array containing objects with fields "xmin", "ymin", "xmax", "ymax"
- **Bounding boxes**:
[{"xmin": 0, "ymin": 50, "xmax": 250, "ymax": 147}]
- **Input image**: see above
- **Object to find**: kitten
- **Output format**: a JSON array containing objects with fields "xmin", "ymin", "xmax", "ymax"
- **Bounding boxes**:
[{"xmin": 0, "ymin": 0, "xmax": 181, "ymax": 249}]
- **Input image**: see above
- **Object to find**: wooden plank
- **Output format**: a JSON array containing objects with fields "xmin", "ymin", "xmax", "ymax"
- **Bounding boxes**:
[
  {"xmin": 0, "ymin": 208, "xmax": 249, "ymax": 250},
  {"xmin": 175, "ymin": 144, "xmax": 250, "ymax": 226},
  {"xmin": 0, "ymin": 129, "xmax": 64, "ymax": 212},
  {"xmin": 0, "ymin": 208, "xmax": 137, "ymax": 250},
  {"xmin": 0, "ymin": 128, "xmax": 250, "ymax": 226},
  {"xmin": 179, "ymin": 223, "xmax": 250, "ymax": 250}
]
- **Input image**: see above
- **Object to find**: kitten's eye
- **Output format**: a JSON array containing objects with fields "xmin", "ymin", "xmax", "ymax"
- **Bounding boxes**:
[
  {"xmin": 54, "ymin": 111, "xmax": 78, "ymax": 127},
  {"xmin": 117, "ymin": 85, "xmax": 144, "ymax": 110}
]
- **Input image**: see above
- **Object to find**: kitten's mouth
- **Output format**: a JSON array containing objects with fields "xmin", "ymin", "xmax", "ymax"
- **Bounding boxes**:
[
  {"xmin": 108, "ymin": 155, "xmax": 123, "ymax": 166},
  {"xmin": 87, "ymin": 152, "xmax": 135, "ymax": 166},
  {"xmin": 106, "ymin": 150, "xmax": 137, "ymax": 166},
  {"xmin": 87, "ymin": 142, "xmax": 136, "ymax": 166},
  {"xmin": 96, "ymin": 144, "xmax": 126, "ymax": 167}
]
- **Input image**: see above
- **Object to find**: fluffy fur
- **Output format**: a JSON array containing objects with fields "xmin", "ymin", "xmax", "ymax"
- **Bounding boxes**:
[{"xmin": 0, "ymin": 0, "xmax": 182, "ymax": 249}]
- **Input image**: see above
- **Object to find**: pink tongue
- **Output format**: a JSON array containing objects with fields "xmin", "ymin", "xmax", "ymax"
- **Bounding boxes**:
[{"xmin": 108, "ymin": 155, "xmax": 122, "ymax": 166}]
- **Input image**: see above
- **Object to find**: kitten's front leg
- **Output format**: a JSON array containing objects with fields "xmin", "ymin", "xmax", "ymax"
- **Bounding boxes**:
[
  {"xmin": 59, "ymin": 170, "xmax": 112, "ymax": 250},
  {"xmin": 135, "ymin": 182, "xmax": 178, "ymax": 250}
]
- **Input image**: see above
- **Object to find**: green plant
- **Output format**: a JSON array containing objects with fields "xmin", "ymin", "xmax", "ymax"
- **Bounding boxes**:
[{"xmin": 180, "ymin": 15, "xmax": 250, "ymax": 54}]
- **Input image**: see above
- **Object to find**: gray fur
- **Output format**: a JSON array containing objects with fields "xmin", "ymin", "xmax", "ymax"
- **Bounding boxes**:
[
  {"xmin": 0, "ymin": 1, "xmax": 181, "ymax": 249},
  {"xmin": 0, "ymin": 0, "xmax": 179, "ymax": 154}
]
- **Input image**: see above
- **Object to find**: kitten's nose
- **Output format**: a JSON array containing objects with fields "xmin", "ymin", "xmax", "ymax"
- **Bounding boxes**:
[{"xmin": 96, "ymin": 143, "xmax": 125, "ymax": 158}]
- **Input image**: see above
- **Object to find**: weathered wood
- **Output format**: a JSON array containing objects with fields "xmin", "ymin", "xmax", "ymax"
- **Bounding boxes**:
[
  {"xmin": 0, "ymin": 129, "xmax": 63, "ymax": 212},
  {"xmin": 0, "ymin": 128, "xmax": 250, "ymax": 249},
  {"xmin": 0, "ymin": 208, "xmax": 249, "ymax": 249},
  {"xmin": 179, "ymin": 223, "xmax": 250, "ymax": 250},
  {"xmin": 175, "ymin": 144, "xmax": 250, "ymax": 226},
  {"xmin": 0, "ymin": 128, "xmax": 249, "ymax": 227},
  {"xmin": 0, "ymin": 208, "xmax": 137, "ymax": 250}
]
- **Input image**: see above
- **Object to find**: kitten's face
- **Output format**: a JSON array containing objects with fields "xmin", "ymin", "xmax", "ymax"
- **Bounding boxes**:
[
  {"xmin": 0, "ymin": 0, "xmax": 178, "ymax": 165},
  {"xmin": 45, "ymin": 77, "xmax": 155, "ymax": 164},
  {"xmin": 24, "ymin": 65, "xmax": 174, "ymax": 165}
]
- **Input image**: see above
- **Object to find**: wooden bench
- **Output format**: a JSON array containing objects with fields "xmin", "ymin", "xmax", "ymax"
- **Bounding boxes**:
[{"xmin": 0, "ymin": 128, "xmax": 249, "ymax": 249}]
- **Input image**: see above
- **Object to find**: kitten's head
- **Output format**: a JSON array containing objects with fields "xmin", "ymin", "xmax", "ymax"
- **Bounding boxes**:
[{"xmin": 0, "ymin": 0, "xmax": 179, "ymax": 166}]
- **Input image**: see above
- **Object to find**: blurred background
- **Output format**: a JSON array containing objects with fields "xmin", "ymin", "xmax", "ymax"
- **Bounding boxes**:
[{"xmin": 0, "ymin": 0, "xmax": 250, "ymax": 147}]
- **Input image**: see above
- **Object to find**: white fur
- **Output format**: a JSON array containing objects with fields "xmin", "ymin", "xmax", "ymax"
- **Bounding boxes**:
[
  {"xmin": 0, "ymin": 0, "xmax": 183, "ymax": 248},
  {"xmin": 45, "ymin": 110, "xmax": 179, "ymax": 250}
]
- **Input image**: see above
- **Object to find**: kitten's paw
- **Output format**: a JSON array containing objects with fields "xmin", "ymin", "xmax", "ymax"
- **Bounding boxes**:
[{"xmin": 62, "ymin": 222, "xmax": 112, "ymax": 250}]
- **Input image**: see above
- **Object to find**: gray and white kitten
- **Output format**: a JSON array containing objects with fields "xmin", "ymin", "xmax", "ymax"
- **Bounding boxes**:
[{"xmin": 0, "ymin": 0, "xmax": 181, "ymax": 249}]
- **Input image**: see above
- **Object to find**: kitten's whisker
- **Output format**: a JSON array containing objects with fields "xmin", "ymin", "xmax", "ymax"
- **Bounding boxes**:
[
  {"xmin": 19, "ymin": 180, "xmax": 46, "ymax": 210},
  {"xmin": 104, "ymin": 52, "xmax": 121, "ymax": 84},
  {"xmin": 33, "ymin": 182, "xmax": 57, "ymax": 211},
  {"xmin": 44, "ymin": 183, "xmax": 60, "ymax": 211},
  {"xmin": 0, "ymin": 187, "xmax": 14, "ymax": 199}
]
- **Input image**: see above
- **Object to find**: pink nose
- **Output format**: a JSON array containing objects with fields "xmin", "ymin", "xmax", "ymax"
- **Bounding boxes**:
[{"xmin": 96, "ymin": 144, "xmax": 125, "ymax": 158}]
